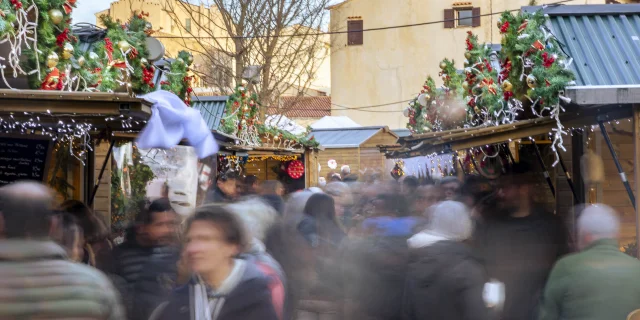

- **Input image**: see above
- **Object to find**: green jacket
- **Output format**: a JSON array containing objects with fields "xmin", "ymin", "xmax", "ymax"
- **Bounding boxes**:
[
  {"xmin": 0, "ymin": 240, "xmax": 125, "ymax": 320},
  {"xmin": 539, "ymin": 239, "xmax": 640, "ymax": 320}
]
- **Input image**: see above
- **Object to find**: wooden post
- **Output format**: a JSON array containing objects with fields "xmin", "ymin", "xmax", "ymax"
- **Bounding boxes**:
[{"xmin": 634, "ymin": 105, "xmax": 640, "ymax": 258}]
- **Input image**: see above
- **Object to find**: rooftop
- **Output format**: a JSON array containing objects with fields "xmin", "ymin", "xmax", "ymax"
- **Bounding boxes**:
[
  {"xmin": 524, "ymin": 4, "xmax": 640, "ymax": 86},
  {"xmin": 309, "ymin": 126, "xmax": 390, "ymax": 148},
  {"xmin": 268, "ymin": 96, "xmax": 331, "ymax": 118}
]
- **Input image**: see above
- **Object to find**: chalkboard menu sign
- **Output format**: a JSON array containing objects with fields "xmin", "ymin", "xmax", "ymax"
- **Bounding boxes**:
[{"xmin": 0, "ymin": 135, "xmax": 52, "ymax": 186}]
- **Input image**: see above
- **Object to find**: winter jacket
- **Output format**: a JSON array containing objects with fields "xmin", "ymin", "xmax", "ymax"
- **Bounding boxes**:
[
  {"xmin": 472, "ymin": 209, "xmax": 570, "ymax": 320},
  {"xmin": 403, "ymin": 232, "xmax": 490, "ymax": 320},
  {"xmin": 240, "ymin": 240, "xmax": 287, "ymax": 320},
  {"xmin": 539, "ymin": 239, "xmax": 640, "ymax": 320},
  {"xmin": 205, "ymin": 187, "xmax": 232, "ymax": 204},
  {"xmin": 151, "ymin": 259, "xmax": 278, "ymax": 320},
  {"xmin": 131, "ymin": 246, "xmax": 180, "ymax": 320},
  {"xmin": 342, "ymin": 233, "xmax": 410, "ymax": 320},
  {"xmin": 0, "ymin": 240, "xmax": 125, "ymax": 320},
  {"xmin": 110, "ymin": 239, "xmax": 154, "ymax": 316}
]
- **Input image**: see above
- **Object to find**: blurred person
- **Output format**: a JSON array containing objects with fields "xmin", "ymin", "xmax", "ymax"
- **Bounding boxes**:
[
  {"xmin": 61, "ymin": 199, "xmax": 113, "ymax": 270},
  {"xmin": 438, "ymin": 176, "xmax": 461, "ymax": 200},
  {"xmin": 411, "ymin": 184, "xmax": 444, "ymax": 218},
  {"xmin": 539, "ymin": 204, "xmax": 640, "ymax": 320},
  {"xmin": 227, "ymin": 198, "xmax": 286, "ymax": 320},
  {"xmin": 261, "ymin": 180, "xmax": 286, "ymax": 215},
  {"xmin": 341, "ymin": 165, "xmax": 351, "ymax": 179},
  {"xmin": 205, "ymin": 171, "xmax": 238, "ymax": 204},
  {"xmin": 325, "ymin": 182, "xmax": 354, "ymax": 229},
  {"xmin": 330, "ymin": 174, "xmax": 342, "ymax": 182},
  {"xmin": 403, "ymin": 201, "xmax": 489, "ymax": 320},
  {"xmin": 472, "ymin": 163, "xmax": 570, "ymax": 320},
  {"xmin": 58, "ymin": 212, "xmax": 85, "ymax": 262},
  {"xmin": 265, "ymin": 190, "xmax": 314, "ymax": 318},
  {"xmin": 342, "ymin": 193, "xmax": 413, "ymax": 320},
  {"xmin": 245, "ymin": 175, "xmax": 260, "ymax": 195},
  {"xmin": 401, "ymin": 175, "xmax": 419, "ymax": 197},
  {"xmin": 294, "ymin": 193, "xmax": 346, "ymax": 320},
  {"xmin": 318, "ymin": 177, "xmax": 327, "ymax": 187},
  {"xmin": 151, "ymin": 205, "xmax": 278, "ymax": 320},
  {"xmin": 341, "ymin": 165, "xmax": 358, "ymax": 183},
  {"xmin": 110, "ymin": 198, "xmax": 180, "ymax": 320},
  {"xmin": 0, "ymin": 181, "xmax": 124, "ymax": 320},
  {"xmin": 458, "ymin": 175, "xmax": 496, "ymax": 219}
]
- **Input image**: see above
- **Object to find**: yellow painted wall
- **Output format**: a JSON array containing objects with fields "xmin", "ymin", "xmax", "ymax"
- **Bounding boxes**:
[{"xmin": 329, "ymin": 0, "xmax": 605, "ymax": 129}]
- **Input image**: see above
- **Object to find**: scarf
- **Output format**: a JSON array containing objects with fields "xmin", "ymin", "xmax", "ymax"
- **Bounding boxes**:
[{"xmin": 192, "ymin": 259, "xmax": 247, "ymax": 320}]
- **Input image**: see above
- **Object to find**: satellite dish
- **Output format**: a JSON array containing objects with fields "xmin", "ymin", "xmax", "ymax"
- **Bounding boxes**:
[{"xmin": 145, "ymin": 37, "xmax": 165, "ymax": 62}]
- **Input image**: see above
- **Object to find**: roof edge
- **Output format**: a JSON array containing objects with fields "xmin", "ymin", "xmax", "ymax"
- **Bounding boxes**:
[
  {"xmin": 326, "ymin": 0, "xmax": 352, "ymax": 10},
  {"xmin": 523, "ymin": 4, "xmax": 640, "ymax": 16},
  {"xmin": 310, "ymin": 126, "xmax": 386, "ymax": 132},
  {"xmin": 191, "ymin": 95, "xmax": 229, "ymax": 102}
]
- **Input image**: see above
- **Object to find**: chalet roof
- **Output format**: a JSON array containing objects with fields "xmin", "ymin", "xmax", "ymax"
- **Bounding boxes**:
[
  {"xmin": 309, "ymin": 126, "xmax": 396, "ymax": 148},
  {"xmin": 191, "ymin": 95, "xmax": 228, "ymax": 130},
  {"xmin": 523, "ymin": 4, "xmax": 640, "ymax": 87}
]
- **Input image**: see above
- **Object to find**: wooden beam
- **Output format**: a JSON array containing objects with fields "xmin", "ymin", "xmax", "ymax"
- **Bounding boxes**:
[
  {"xmin": 566, "ymin": 85, "xmax": 640, "ymax": 105},
  {"xmin": 634, "ymin": 103, "xmax": 640, "ymax": 258}
]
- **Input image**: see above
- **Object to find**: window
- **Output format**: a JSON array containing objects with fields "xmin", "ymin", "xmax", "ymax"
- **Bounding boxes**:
[
  {"xmin": 347, "ymin": 20, "xmax": 363, "ymax": 46},
  {"xmin": 185, "ymin": 18, "xmax": 192, "ymax": 32},
  {"xmin": 457, "ymin": 9, "xmax": 473, "ymax": 27},
  {"xmin": 444, "ymin": 7, "xmax": 480, "ymax": 29}
]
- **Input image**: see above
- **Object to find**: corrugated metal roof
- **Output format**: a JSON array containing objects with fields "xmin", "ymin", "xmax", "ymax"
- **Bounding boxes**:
[
  {"xmin": 191, "ymin": 96, "xmax": 228, "ymax": 130},
  {"xmin": 308, "ymin": 126, "xmax": 384, "ymax": 148},
  {"xmin": 526, "ymin": 5, "xmax": 640, "ymax": 86}
]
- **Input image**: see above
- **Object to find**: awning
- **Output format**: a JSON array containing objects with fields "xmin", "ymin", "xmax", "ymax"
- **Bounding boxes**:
[{"xmin": 384, "ymin": 104, "xmax": 633, "ymax": 158}]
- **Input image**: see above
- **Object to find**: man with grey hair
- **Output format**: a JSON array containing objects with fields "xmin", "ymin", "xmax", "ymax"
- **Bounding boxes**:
[
  {"xmin": 539, "ymin": 204, "xmax": 640, "ymax": 320},
  {"xmin": 403, "ymin": 201, "xmax": 489, "ymax": 320},
  {"xmin": 0, "ymin": 181, "xmax": 124, "ymax": 320}
]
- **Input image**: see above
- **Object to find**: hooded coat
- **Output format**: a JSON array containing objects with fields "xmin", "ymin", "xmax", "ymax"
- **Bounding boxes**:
[{"xmin": 403, "ymin": 232, "xmax": 490, "ymax": 320}]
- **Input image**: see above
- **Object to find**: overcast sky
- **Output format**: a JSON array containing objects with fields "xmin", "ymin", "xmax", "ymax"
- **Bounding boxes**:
[{"xmin": 72, "ymin": 1, "xmax": 110, "ymax": 24}]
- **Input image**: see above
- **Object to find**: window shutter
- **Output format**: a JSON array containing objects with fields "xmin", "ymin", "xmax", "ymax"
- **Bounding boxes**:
[
  {"xmin": 444, "ymin": 9, "xmax": 455, "ymax": 28},
  {"xmin": 472, "ymin": 7, "xmax": 481, "ymax": 27},
  {"xmin": 347, "ymin": 20, "xmax": 363, "ymax": 45}
]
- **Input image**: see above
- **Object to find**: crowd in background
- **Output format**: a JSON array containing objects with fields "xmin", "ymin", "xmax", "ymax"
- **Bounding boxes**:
[{"xmin": 2, "ymin": 162, "xmax": 640, "ymax": 320}]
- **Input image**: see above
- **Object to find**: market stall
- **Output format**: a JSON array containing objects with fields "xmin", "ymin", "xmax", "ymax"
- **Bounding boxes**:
[{"xmin": 380, "ymin": 5, "xmax": 640, "ymax": 254}]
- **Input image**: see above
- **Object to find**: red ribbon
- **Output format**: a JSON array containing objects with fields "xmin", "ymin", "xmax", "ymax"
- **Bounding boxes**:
[
  {"xmin": 500, "ymin": 21, "xmax": 510, "ymax": 34},
  {"xmin": 542, "ymin": 52, "xmax": 555, "ymax": 68},
  {"xmin": 63, "ymin": 0, "xmax": 76, "ymax": 14},
  {"xmin": 10, "ymin": 0, "xmax": 22, "ymax": 9},
  {"xmin": 104, "ymin": 38, "xmax": 114, "ymax": 62},
  {"xmin": 56, "ymin": 28, "xmax": 71, "ymax": 48}
]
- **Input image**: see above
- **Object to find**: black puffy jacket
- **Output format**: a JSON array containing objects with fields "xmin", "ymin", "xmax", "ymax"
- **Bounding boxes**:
[{"xmin": 403, "ymin": 234, "xmax": 490, "ymax": 320}]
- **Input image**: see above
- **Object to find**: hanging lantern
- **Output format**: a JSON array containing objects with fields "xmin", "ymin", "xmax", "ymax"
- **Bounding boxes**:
[{"xmin": 287, "ymin": 160, "xmax": 305, "ymax": 179}]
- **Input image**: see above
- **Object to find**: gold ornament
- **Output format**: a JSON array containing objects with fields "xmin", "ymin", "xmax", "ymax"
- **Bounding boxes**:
[
  {"xmin": 501, "ymin": 80, "xmax": 513, "ymax": 92},
  {"xmin": 474, "ymin": 106, "xmax": 481, "ymax": 114},
  {"xmin": 526, "ymin": 74, "xmax": 537, "ymax": 88},
  {"xmin": 62, "ymin": 42, "xmax": 74, "ymax": 60},
  {"xmin": 240, "ymin": 119, "xmax": 247, "ymax": 126},
  {"xmin": 273, "ymin": 135, "xmax": 281, "ymax": 142},
  {"xmin": 423, "ymin": 94, "xmax": 431, "ymax": 101},
  {"xmin": 46, "ymin": 52, "xmax": 59, "ymax": 68},
  {"xmin": 462, "ymin": 81, "xmax": 469, "ymax": 90},
  {"xmin": 140, "ymin": 58, "xmax": 148, "ymax": 66},
  {"xmin": 48, "ymin": 9, "xmax": 64, "ymax": 25},
  {"xmin": 77, "ymin": 56, "xmax": 86, "ymax": 67},
  {"xmin": 242, "ymin": 105, "xmax": 250, "ymax": 112},
  {"xmin": 439, "ymin": 61, "xmax": 447, "ymax": 70},
  {"xmin": 464, "ymin": 52, "xmax": 472, "ymax": 60},
  {"xmin": 118, "ymin": 40, "xmax": 131, "ymax": 52}
]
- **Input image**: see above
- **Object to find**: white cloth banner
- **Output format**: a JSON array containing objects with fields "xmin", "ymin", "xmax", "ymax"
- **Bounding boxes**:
[{"xmin": 136, "ymin": 90, "xmax": 219, "ymax": 158}]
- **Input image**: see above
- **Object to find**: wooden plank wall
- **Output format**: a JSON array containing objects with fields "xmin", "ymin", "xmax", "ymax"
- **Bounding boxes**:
[
  {"xmin": 595, "ymin": 119, "xmax": 636, "ymax": 245},
  {"xmin": 92, "ymin": 142, "xmax": 111, "ymax": 229},
  {"xmin": 317, "ymin": 148, "xmax": 360, "ymax": 180}
]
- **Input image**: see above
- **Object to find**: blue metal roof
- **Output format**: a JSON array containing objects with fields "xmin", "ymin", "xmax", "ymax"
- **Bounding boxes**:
[
  {"xmin": 309, "ymin": 126, "xmax": 384, "ymax": 148},
  {"xmin": 393, "ymin": 128, "xmax": 412, "ymax": 137},
  {"xmin": 191, "ymin": 96, "xmax": 228, "ymax": 130},
  {"xmin": 524, "ymin": 5, "xmax": 640, "ymax": 86}
]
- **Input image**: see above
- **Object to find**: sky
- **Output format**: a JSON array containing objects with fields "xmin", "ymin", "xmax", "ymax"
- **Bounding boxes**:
[{"xmin": 72, "ymin": 1, "xmax": 111, "ymax": 24}]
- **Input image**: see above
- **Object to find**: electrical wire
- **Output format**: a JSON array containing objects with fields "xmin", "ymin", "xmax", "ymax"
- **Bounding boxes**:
[{"xmin": 153, "ymin": 0, "xmax": 573, "ymax": 40}]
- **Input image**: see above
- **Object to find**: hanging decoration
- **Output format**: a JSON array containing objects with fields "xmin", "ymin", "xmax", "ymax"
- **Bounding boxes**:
[
  {"xmin": 406, "ymin": 10, "xmax": 574, "ymax": 165},
  {"xmin": 286, "ymin": 160, "xmax": 305, "ymax": 179},
  {"xmin": 328, "ymin": 159, "xmax": 338, "ymax": 170},
  {"xmin": 220, "ymin": 85, "xmax": 320, "ymax": 148},
  {"xmin": 390, "ymin": 160, "xmax": 405, "ymax": 181}
]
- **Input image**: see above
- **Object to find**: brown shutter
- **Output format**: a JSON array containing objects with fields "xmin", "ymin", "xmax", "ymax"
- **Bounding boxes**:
[
  {"xmin": 472, "ymin": 7, "xmax": 481, "ymax": 27},
  {"xmin": 444, "ymin": 9, "xmax": 455, "ymax": 29},
  {"xmin": 347, "ymin": 20, "xmax": 363, "ymax": 45}
]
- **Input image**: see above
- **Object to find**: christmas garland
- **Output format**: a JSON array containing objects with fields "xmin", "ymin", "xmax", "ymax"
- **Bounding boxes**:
[
  {"xmin": 0, "ymin": 2, "xmax": 192, "ymax": 100},
  {"xmin": 406, "ymin": 10, "xmax": 574, "ymax": 164},
  {"xmin": 221, "ymin": 85, "xmax": 320, "ymax": 148}
]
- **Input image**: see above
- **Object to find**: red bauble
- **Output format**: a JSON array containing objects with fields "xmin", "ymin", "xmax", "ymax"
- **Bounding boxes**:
[{"xmin": 287, "ymin": 160, "xmax": 305, "ymax": 179}]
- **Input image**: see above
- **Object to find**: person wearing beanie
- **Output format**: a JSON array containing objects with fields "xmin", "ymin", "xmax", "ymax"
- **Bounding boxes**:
[{"xmin": 403, "ymin": 201, "xmax": 490, "ymax": 320}]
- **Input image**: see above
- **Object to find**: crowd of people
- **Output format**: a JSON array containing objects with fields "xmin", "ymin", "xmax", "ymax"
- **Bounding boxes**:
[{"xmin": 2, "ymin": 162, "xmax": 640, "ymax": 320}]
